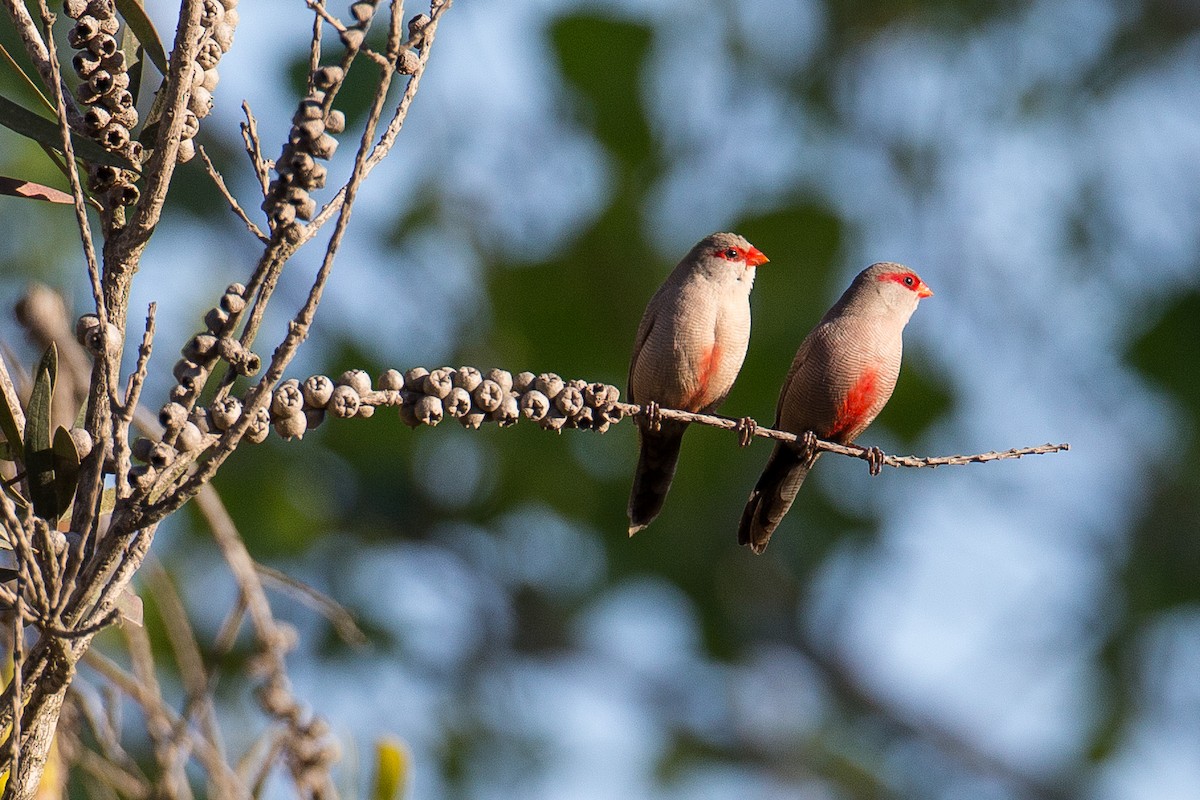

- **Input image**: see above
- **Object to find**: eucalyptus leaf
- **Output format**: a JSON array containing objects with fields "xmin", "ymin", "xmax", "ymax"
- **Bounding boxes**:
[
  {"xmin": 0, "ymin": 95, "xmax": 139, "ymax": 172},
  {"xmin": 23, "ymin": 350, "xmax": 57, "ymax": 520},
  {"xmin": 0, "ymin": 176, "xmax": 73, "ymax": 204},
  {"xmin": 113, "ymin": 0, "xmax": 169, "ymax": 75},
  {"xmin": 38, "ymin": 341, "xmax": 58, "ymax": 396},
  {"xmin": 52, "ymin": 425, "xmax": 81, "ymax": 517}
]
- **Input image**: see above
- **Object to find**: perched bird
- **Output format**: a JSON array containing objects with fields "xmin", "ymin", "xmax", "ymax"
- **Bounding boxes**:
[
  {"xmin": 627, "ymin": 232, "xmax": 769, "ymax": 535},
  {"xmin": 738, "ymin": 262, "xmax": 933, "ymax": 554}
]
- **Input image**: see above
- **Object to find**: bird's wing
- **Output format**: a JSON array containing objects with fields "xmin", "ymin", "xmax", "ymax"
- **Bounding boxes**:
[
  {"xmin": 627, "ymin": 293, "xmax": 662, "ymax": 405},
  {"xmin": 774, "ymin": 329, "xmax": 819, "ymax": 426}
]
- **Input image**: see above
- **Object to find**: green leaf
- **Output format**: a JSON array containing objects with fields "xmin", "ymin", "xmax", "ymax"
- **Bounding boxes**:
[
  {"xmin": 0, "ymin": 42, "xmax": 54, "ymax": 114},
  {"xmin": 0, "ymin": 94, "xmax": 139, "ymax": 172},
  {"xmin": 37, "ymin": 341, "xmax": 58, "ymax": 397},
  {"xmin": 114, "ymin": 0, "xmax": 169, "ymax": 75},
  {"xmin": 52, "ymin": 425, "xmax": 81, "ymax": 517},
  {"xmin": 23, "ymin": 346, "xmax": 57, "ymax": 520},
  {"xmin": 0, "ymin": 176, "xmax": 73, "ymax": 204},
  {"xmin": 371, "ymin": 738, "xmax": 409, "ymax": 800}
]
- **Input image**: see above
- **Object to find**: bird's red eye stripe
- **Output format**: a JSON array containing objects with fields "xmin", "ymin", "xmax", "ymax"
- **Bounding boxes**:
[
  {"xmin": 715, "ymin": 246, "xmax": 769, "ymax": 267},
  {"xmin": 878, "ymin": 271, "xmax": 933, "ymax": 298}
]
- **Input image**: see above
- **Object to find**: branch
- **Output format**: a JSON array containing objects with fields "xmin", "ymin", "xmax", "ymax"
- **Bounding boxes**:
[
  {"xmin": 178, "ymin": 366, "xmax": 1067, "ymax": 473},
  {"xmin": 0, "ymin": 0, "xmax": 83, "ymax": 128}
]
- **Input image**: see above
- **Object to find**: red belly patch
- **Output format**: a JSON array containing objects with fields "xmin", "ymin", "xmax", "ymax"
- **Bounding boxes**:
[
  {"xmin": 828, "ymin": 368, "xmax": 878, "ymax": 440},
  {"xmin": 686, "ymin": 342, "xmax": 721, "ymax": 411}
]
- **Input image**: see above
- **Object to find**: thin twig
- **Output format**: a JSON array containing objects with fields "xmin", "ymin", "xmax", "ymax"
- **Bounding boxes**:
[
  {"xmin": 610, "ymin": 402, "xmax": 1071, "ymax": 471},
  {"xmin": 240, "ymin": 103, "xmax": 272, "ymax": 197},
  {"xmin": 33, "ymin": 0, "xmax": 108, "ymax": 335},
  {"xmin": 198, "ymin": 146, "xmax": 270, "ymax": 244},
  {"xmin": 254, "ymin": 563, "xmax": 368, "ymax": 647},
  {"xmin": 81, "ymin": 651, "xmax": 250, "ymax": 799}
]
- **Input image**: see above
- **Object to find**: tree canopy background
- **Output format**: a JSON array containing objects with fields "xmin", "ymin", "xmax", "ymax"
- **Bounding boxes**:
[{"xmin": 2, "ymin": 0, "xmax": 1199, "ymax": 797}]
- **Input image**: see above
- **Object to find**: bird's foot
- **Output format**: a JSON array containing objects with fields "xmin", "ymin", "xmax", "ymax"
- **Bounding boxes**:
[
  {"xmin": 643, "ymin": 400, "xmax": 662, "ymax": 432},
  {"xmin": 799, "ymin": 430, "xmax": 818, "ymax": 461},
  {"xmin": 735, "ymin": 416, "xmax": 757, "ymax": 447},
  {"xmin": 865, "ymin": 445, "xmax": 885, "ymax": 476}
]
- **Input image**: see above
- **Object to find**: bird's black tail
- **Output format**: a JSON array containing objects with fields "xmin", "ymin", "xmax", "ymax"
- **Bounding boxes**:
[
  {"xmin": 627, "ymin": 422, "xmax": 687, "ymax": 535},
  {"xmin": 738, "ymin": 443, "xmax": 817, "ymax": 554}
]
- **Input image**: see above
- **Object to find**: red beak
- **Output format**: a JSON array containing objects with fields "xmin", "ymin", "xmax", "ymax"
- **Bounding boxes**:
[
  {"xmin": 917, "ymin": 281, "xmax": 934, "ymax": 299},
  {"xmin": 744, "ymin": 247, "xmax": 769, "ymax": 267}
]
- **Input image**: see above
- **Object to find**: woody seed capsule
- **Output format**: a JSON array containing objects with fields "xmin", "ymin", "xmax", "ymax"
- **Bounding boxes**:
[
  {"xmin": 75, "ymin": 313, "xmax": 101, "ymax": 345},
  {"xmin": 534, "ymin": 373, "xmax": 563, "ymax": 399},
  {"xmin": 397, "ymin": 49, "xmax": 420, "ymax": 75},
  {"xmin": 177, "ymin": 422, "xmax": 204, "ymax": 453},
  {"xmin": 159, "ymin": 402, "xmax": 187, "ymax": 431},
  {"xmin": 541, "ymin": 408, "xmax": 567, "ymax": 432},
  {"xmin": 247, "ymin": 407, "xmax": 271, "ymax": 443},
  {"xmin": 492, "ymin": 394, "xmax": 519, "ymax": 427},
  {"xmin": 303, "ymin": 375, "xmax": 334, "ymax": 407},
  {"xmin": 69, "ymin": 427, "xmax": 94, "ymax": 458},
  {"xmin": 443, "ymin": 387, "xmax": 471, "ymax": 418},
  {"xmin": 305, "ymin": 408, "xmax": 325, "ymax": 429},
  {"xmin": 205, "ymin": 306, "xmax": 230, "ymax": 333},
  {"xmin": 131, "ymin": 437, "xmax": 154, "ymax": 463},
  {"xmin": 422, "ymin": 368, "xmax": 454, "ymax": 398},
  {"xmin": 398, "ymin": 395, "xmax": 419, "ymax": 428},
  {"xmin": 338, "ymin": 369, "xmax": 372, "ymax": 396},
  {"xmin": 271, "ymin": 380, "xmax": 304, "ymax": 418},
  {"xmin": 554, "ymin": 385, "xmax": 584, "ymax": 417},
  {"xmin": 519, "ymin": 390, "xmax": 549, "ymax": 421},
  {"xmin": 357, "ymin": 404, "xmax": 375, "ymax": 419},
  {"xmin": 210, "ymin": 396, "xmax": 243, "ymax": 430},
  {"xmin": 472, "ymin": 380, "xmax": 503, "ymax": 412},
  {"xmin": 583, "ymin": 382, "xmax": 610, "ymax": 408},
  {"xmin": 328, "ymin": 385, "xmax": 360, "ymax": 418},
  {"xmin": 313, "ymin": 66, "xmax": 344, "ymax": 90},
  {"xmin": 183, "ymin": 332, "xmax": 218, "ymax": 362},
  {"xmin": 324, "ymin": 109, "xmax": 346, "ymax": 134},
  {"xmin": 403, "ymin": 367, "xmax": 430, "ymax": 390},
  {"xmin": 452, "ymin": 366, "xmax": 482, "ymax": 392},
  {"xmin": 309, "ymin": 133, "xmax": 338, "ymax": 160},
  {"xmin": 378, "ymin": 369, "xmax": 404, "ymax": 391},
  {"xmin": 513, "ymin": 371, "xmax": 536, "ymax": 393},
  {"xmin": 458, "ymin": 411, "xmax": 486, "ymax": 430},
  {"xmin": 485, "ymin": 368, "xmax": 513, "ymax": 393},
  {"xmin": 414, "ymin": 394, "xmax": 443, "ymax": 426},
  {"xmin": 148, "ymin": 441, "xmax": 175, "ymax": 465},
  {"xmin": 220, "ymin": 291, "xmax": 246, "ymax": 315},
  {"xmin": 275, "ymin": 410, "xmax": 307, "ymax": 440}
]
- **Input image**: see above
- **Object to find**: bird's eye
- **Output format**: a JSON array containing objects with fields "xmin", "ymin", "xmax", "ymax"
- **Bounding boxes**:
[
  {"xmin": 724, "ymin": 248, "xmax": 739, "ymax": 260},
  {"xmin": 903, "ymin": 275, "xmax": 915, "ymax": 287}
]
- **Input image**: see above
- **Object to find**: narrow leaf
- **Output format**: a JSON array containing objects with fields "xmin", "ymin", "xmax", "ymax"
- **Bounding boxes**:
[
  {"xmin": 52, "ymin": 425, "xmax": 80, "ymax": 517},
  {"xmin": 23, "ymin": 348, "xmax": 57, "ymax": 520},
  {"xmin": 371, "ymin": 738, "xmax": 409, "ymax": 800},
  {"xmin": 0, "ymin": 95, "xmax": 138, "ymax": 171},
  {"xmin": 113, "ymin": 0, "xmax": 169, "ymax": 75},
  {"xmin": 0, "ymin": 42, "xmax": 54, "ymax": 114},
  {"xmin": 0, "ymin": 176, "xmax": 72, "ymax": 204},
  {"xmin": 38, "ymin": 342, "xmax": 58, "ymax": 397}
]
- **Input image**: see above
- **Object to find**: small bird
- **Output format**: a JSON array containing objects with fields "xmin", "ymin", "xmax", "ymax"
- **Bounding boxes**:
[
  {"xmin": 628, "ymin": 232, "xmax": 769, "ymax": 535},
  {"xmin": 738, "ymin": 262, "xmax": 933, "ymax": 553}
]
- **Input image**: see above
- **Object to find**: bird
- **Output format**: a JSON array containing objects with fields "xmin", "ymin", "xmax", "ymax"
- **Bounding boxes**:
[
  {"xmin": 738, "ymin": 262, "xmax": 933, "ymax": 554},
  {"xmin": 627, "ymin": 232, "xmax": 769, "ymax": 535}
]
